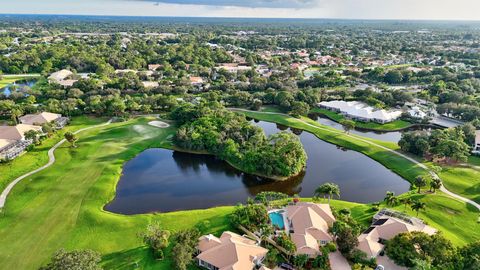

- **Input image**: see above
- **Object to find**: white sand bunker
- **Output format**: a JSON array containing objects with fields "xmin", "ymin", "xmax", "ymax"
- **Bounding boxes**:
[{"xmin": 148, "ymin": 120, "xmax": 170, "ymax": 128}]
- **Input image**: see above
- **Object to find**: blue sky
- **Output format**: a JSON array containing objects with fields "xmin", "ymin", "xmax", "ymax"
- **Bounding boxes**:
[{"xmin": 1, "ymin": 0, "xmax": 479, "ymax": 20}]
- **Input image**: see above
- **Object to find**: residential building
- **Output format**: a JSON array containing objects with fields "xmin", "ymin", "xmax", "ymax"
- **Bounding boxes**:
[
  {"xmin": 20, "ymin": 112, "xmax": 68, "ymax": 128},
  {"xmin": 357, "ymin": 209, "xmax": 437, "ymax": 258},
  {"xmin": 318, "ymin": 100, "xmax": 403, "ymax": 124},
  {"xmin": 285, "ymin": 202, "xmax": 336, "ymax": 257},
  {"xmin": 407, "ymin": 106, "xmax": 428, "ymax": 119},
  {"xmin": 0, "ymin": 124, "xmax": 43, "ymax": 160},
  {"xmin": 48, "ymin": 69, "xmax": 77, "ymax": 88},
  {"xmin": 473, "ymin": 130, "xmax": 480, "ymax": 153},
  {"xmin": 48, "ymin": 69, "xmax": 73, "ymax": 83},
  {"xmin": 141, "ymin": 81, "xmax": 159, "ymax": 89},
  {"xmin": 148, "ymin": 64, "xmax": 162, "ymax": 71},
  {"xmin": 216, "ymin": 63, "xmax": 252, "ymax": 73},
  {"xmin": 196, "ymin": 231, "xmax": 268, "ymax": 270}
]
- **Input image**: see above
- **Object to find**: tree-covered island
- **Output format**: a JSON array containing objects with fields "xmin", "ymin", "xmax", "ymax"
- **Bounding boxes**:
[{"xmin": 172, "ymin": 102, "xmax": 307, "ymax": 180}]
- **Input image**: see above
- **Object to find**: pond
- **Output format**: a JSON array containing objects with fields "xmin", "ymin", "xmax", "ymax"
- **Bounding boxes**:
[
  {"xmin": 105, "ymin": 120, "xmax": 410, "ymax": 214},
  {"xmin": 1, "ymin": 79, "xmax": 37, "ymax": 97},
  {"xmin": 308, "ymin": 113, "xmax": 436, "ymax": 143}
]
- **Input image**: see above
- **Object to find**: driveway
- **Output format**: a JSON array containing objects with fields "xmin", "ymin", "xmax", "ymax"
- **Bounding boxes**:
[{"xmin": 329, "ymin": 251, "xmax": 351, "ymax": 270}]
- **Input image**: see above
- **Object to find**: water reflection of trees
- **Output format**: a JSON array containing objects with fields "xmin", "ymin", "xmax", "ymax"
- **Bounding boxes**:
[{"xmin": 172, "ymin": 150, "xmax": 304, "ymax": 197}]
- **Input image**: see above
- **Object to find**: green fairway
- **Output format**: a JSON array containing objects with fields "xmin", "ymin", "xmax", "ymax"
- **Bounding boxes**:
[
  {"xmin": 437, "ymin": 165, "xmax": 480, "ymax": 203},
  {"xmin": 0, "ymin": 116, "xmax": 105, "ymax": 191},
  {"xmin": 0, "ymin": 75, "xmax": 41, "ymax": 88},
  {"xmin": 392, "ymin": 191, "xmax": 480, "ymax": 246},
  {"xmin": 311, "ymin": 107, "xmax": 413, "ymax": 131}
]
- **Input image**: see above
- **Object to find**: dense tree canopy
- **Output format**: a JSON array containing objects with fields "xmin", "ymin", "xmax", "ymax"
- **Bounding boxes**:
[{"xmin": 173, "ymin": 103, "xmax": 307, "ymax": 178}]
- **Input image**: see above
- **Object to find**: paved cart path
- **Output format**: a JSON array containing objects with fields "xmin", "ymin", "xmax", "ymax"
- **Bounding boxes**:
[{"xmin": 0, "ymin": 119, "xmax": 112, "ymax": 209}]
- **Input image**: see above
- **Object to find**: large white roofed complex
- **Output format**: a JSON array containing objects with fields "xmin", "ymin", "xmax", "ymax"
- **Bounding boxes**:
[{"xmin": 318, "ymin": 100, "xmax": 403, "ymax": 124}]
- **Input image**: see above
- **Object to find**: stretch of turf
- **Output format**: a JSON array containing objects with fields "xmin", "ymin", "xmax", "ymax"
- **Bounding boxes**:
[
  {"xmin": 0, "ymin": 116, "xmax": 105, "ymax": 191},
  {"xmin": 0, "ymin": 115, "xmax": 477, "ymax": 270},
  {"xmin": 311, "ymin": 107, "xmax": 412, "ymax": 131},
  {"xmin": 0, "ymin": 75, "xmax": 40, "ymax": 88},
  {"xmin": 436, "ymin": 164, "xmax": 480, "ymax": 204}
]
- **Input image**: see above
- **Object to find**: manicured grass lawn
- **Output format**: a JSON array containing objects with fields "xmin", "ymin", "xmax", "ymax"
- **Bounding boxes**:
[
  {"xmin": 392, "ymin": 191, "xmax": 480, "ymax": 246},
  {"xmin": 311, "ymin": 108, "xmax": 413, "ymax": 131},
  {"xmin": 0, "ymin": 116, "xmax": 105, "ymax": 191},
  {"xmin": 436, "ymin": 165, "xmax": 480, "ymax": 203},
  {"xmin": 239, "ymin": 110, "xmax": 424, "ymax": 184},
  {"xmin": 0, "ymin": 77, "xmax": 18, "ymax": 88},
  {"xmin": 0, "ymin": 75, "xmax": 41, "ymax": 88}
]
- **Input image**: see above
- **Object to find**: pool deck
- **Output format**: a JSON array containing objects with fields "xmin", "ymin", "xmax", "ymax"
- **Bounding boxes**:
[{"xmin": 268, "ymin": 209, "xmax": 290, "ymax": 234}]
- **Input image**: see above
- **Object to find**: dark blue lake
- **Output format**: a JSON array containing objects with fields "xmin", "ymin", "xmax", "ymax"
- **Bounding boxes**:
[{"xmin": 105, "ymin": 121, "xmax": 410, "ymax": 214}]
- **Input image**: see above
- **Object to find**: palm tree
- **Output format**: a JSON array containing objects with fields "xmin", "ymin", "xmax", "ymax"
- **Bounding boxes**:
[
  {"xmin": 400, "ymin": 197, "xmax": 412, "ymax": 211},
  {"xmin": 384, "ymin": 191, "xmax": 398, "ymax": 206},
  {"xmin": 430, "ymin": 177, "xmax": 442, "ymax": 193},
  {"xmin": 314, "ymin": 183, "xmax": 340, "ymax": 204},
  {"xmin": 415, "ymin": 175, "xmax": 427, "ymax": 193},
  {"xmin": 411, "ymin": 200, "xmax": 426, "ymax": 217}
]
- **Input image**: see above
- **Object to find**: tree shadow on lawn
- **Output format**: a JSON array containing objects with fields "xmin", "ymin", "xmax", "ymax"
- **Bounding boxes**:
[{"xmin": 101, "ymin": 246, "xmax": 162, "ymax": 270}]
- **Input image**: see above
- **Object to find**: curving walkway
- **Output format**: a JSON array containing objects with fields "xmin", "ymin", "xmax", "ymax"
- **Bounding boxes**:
[
  {"xmin": 0, "ymin": 119, "xmax": 112, "ymax": 209},
  {"xmin": 233, "ymin": 108, "xmax": 480, "ymax": 212}
]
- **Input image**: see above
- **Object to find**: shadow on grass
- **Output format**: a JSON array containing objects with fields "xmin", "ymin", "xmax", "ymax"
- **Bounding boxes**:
[{"xmin": 101, "ymin": 246, "xmax": 159, "ymax": 270}]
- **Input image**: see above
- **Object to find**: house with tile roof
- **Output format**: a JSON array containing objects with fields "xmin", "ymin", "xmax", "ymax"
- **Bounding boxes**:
[
  {"xmin": 19, "ymin": 112, "xmax": 67, "ymax": 128},
  {"xmin": 196, "ymin": 231, "xmax": 269, "ymax": 270},
  {"xmin": 284, "ymin": 202, "xmax": 336, "ymax": 257},
  {"xmin": 0, "ymin": 124, "xmax": 43, "ymax": 160},
  {"xmin": 357, "ymin": 209, "xmax": 437, "ymax": 258}
]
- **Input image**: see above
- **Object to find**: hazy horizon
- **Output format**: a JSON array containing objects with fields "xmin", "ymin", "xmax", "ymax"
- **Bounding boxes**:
[{"xmin": 1, "ymin": 0, "xmax": 480, "ymax": 21}]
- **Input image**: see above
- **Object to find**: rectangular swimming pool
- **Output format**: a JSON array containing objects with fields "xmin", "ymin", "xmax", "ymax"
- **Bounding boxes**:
[{"xmin": 269, "ymin": 211, "xmax": 285, "ymax": 230}]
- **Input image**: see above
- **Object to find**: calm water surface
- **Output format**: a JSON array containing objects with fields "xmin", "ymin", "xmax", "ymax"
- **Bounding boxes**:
[
  {"xmin": 1, "ymin": 79, "xmax": 37, "ymax": 96},
  {"xmin": 105, "ymin": 121, "xmax": 410, "ymax": 214}
]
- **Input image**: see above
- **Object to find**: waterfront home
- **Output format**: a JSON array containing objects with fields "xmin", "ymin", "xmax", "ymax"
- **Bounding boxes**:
[
  {"xmin": 284, "ymin": 202, "xmax": 336, "ymax": 257},
  {"xmin": 318, "ymin": 100, "xmax": 402, "ymax": 124},
  {"xmin": 196, "ymin": 231, "xmax": 268, "ymax": 270},
  {"xmin": 20, "ymin": 112, "xmax": 68, "ymax": 128},
  {"xmin": 357, "ymin": 209, "xmax": 437, "ymax": 258},
  {"xmin": 0, "ymin": 124, "xmax": 42, "ymax": 160}
]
